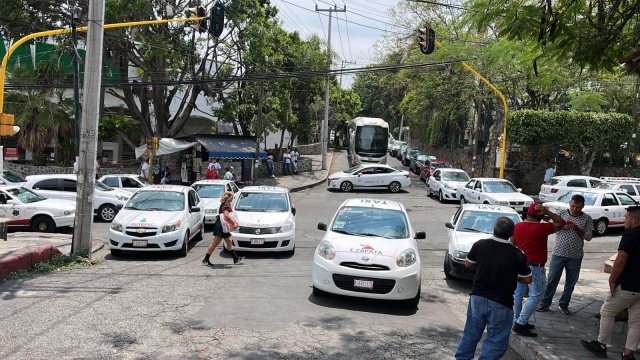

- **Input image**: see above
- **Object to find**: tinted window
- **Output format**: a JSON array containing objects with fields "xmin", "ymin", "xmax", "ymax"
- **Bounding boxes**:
[
  {"xmin": 62, "ymin": 179, "xmax": 77, "ymax": 192},
  {"xmin": 3, "ymin": 171, "xmax": 26, "ymax": 183},
  {"xmin": 442, "ymin": 172, "xmax": 470, "ymax": 182},
  {"xmin": 121, "ymin": 177, "xmax": 138, "ymax": 188},
  {"xmin": 567, "ymin": 179, "xmax": 587, "ymax": 188},
  {"xmin": 102, "ymin": 177, "xmax": 119, "ymax": 187},
  {"xmin": 620, "ymin": 184, "xmax": 636, "ymax": 195},
  {"xmin": 617, "ymin": 193, "xmax": 637, "ymax": 206},
  {"xmin": 33, "ymin": 179, "xmax": 59, "ymax": 191},
  {"xmin": 188, "ymin": 191, "xmax": 197, "ymax": 207},
  {"xmin": 466, "ymin": 180, "xmax": 475, "ymax": 189},
  {"xmin": 544, "ymin": 178, "xmax": 561, "ymax": 186}
]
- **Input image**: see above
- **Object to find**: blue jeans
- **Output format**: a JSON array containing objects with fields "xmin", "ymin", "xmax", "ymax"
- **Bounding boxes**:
[
  {"xmin": 540, "ymin": 255, "xmax": 582, "ymax": 308},
  {"xmin": 267, "ymin": 160, "xmax": 274, "ymax": 176},
  {"xmin": 292, "ymin": 160, "xmax": 298, "ymax": 173},
  {"xmin": 283, "ymin": 163, "xmax": 290, "ymax": 175},
  {"xmin": 514, "ymin": 265, "xmax": 546, "ymax": 325},
  {"xmin": 455, "ymin": 295, "xmax": 514, "ymax": 360}
]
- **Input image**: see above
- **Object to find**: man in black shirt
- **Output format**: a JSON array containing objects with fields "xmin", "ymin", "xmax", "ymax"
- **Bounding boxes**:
[
  {"xmin": 455, "ymin": 217, "xmax": 532, "ymax": 360},
  {"xmin": 581, "ymin": 206, "xmax": 640, "ymax": 360}
]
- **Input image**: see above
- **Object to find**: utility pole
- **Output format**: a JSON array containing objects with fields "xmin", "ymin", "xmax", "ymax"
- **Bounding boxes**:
[
  {"xmin": 398, "ymin": 114, "xmax": 404, "ymax": 140},
  {"xmin": 339, "ymin": 60, "xmax": 356, "ymax": 87},
  {"xmin": 71, "ymin": 5, "xmax": 82, "ymax": 156},
  {"xmin": 72, "ymin": 0, "xmax": 105, "ymax": 257},
  {"xmin": 254, "ymin": 56, "xmax": 267, "ymax": 185},
  {"xmin": 316, "ymin": 4, "xmax": 345, "ymax": 170}
]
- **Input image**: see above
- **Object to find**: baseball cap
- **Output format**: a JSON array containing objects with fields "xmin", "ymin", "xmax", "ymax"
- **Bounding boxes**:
[{"xmin": 528, "ymin": 203, "xmax": 543, "ymax": 217}]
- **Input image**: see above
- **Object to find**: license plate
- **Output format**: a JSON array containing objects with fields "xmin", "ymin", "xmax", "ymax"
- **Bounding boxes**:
[
  {"xmin": 250, "ymin": 238, "xmax": 264, "ymax": 245},
  {"xmin": 132, "ymin": 240, "xmax": 147, "ymax": 247},
  {"xmin": 353, "ymin": 279, "xmax": 374, "ymax": 289},
  {"xmin": 368, "ymin": 157, "xmax": 373, "ymax": 161}
]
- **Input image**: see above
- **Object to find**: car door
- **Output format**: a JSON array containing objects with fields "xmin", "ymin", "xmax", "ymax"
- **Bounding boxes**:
[
  {"xmin": 0, "ymin": 189, "xmax": 26, "ymax": 225},
  {"xmin": 471, "ymin": 180, "xmax": 483, "ymax": 203},
  {"xmin": 461, "ymin": 180, "xmax": 475, "ymax": 200},
  {"xmin": 188, "ymin": 190, "xmax": 203, "ymax": 232},
  {"xmin": 354, "ymin": 167, "xmax": 376, "ymax": 188},
  {"xmin": 600, "ymin": 193, "xmax": 622, "ymax": 223},
  {"xmin": 430, "ymin": 170, "xmax": 441, "ymax": 192},
  {"xmin": 374, "ymin": 167, "xmax": 392, "ymax": 186},
  {"xmin": 60, "ymin": 178, "xmax": 78, "ymax": 201},
  {"xmin": 121, "ymin": 177, "xmax": 141, "ymax": 192},
  {"xmin": 30, "ymin": 178, "xmax": 62, "ymax": 200}
]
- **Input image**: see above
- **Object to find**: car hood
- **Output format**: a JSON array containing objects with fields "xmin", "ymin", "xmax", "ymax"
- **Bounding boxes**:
[
  {"xmin": 234, "ymin": 211, "xmax": 292, "ymax": 227},
  {"xmin": 31, "ymin": 198, "xmax": 76, "ymax": 210},
  {"xmin": 443, "ymin": 181, "xmax": 467, "ymax": 188},
  {"xmin": 328, "ymin": 171, "xmax": 351, "ymax": 179},
  {"xmin": 115, "ymin": 209, "xmax": 183, "ymax": 228},
  {"xmin": 452, "ymin": 231, "xmax": 492, "ymax": 252},
  {"xmin": 323, "ymin": 231, "xmax": 415, "ymax": 260},
  {"xmin": 486, "ymin": 192, "xmax": 533, "ymax": 201},
  {"xmin": 202, "ymin": 198, "xmax": 221, "ymax": 211}
]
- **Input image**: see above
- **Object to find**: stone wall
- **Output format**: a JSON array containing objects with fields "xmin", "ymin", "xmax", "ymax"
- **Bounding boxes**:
[
  {"xmin": 295, "ymin": 143, "xmax": 322, "ymax": 155},
  {"xmin": 407, "ymin": 140, "xmax": 500, "ymax": 179},
  {"xmin": 256, "ymin": 157, "xmax": 312, "ymax": 177},
  {"xmin": 4, "ymin": 161, "xmax": 139, "ymax": 178}
]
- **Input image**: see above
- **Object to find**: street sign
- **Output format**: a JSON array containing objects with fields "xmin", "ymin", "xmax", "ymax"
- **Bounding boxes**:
[{"xmin": 3, "ymin": 147, "xmax": 18, "ymax": 160}]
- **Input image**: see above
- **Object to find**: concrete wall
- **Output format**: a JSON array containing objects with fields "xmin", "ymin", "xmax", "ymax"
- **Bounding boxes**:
[
  {"xmin": 4, "ymin": 161, "xmax": 139, "ymax": 178},
  {"xmin": 295, "ymin": 143, "xmax": 322, "ymax": 155}
]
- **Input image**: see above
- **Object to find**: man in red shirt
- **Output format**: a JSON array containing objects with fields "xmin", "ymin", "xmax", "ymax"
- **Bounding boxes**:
[{"xmin": 511, "ymin": 203, "xmax": 565, "ymax": 337}]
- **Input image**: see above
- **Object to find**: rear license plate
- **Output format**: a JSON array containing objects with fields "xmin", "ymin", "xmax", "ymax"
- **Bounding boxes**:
[
  {"xmin": 368, "ymin": 157, "xmax": 373, "ymax": 161},
  {"xmin": 250, "ymin": 238, "xmax": 265, "ymax": 245},
  {"xmin": 354, "ymin": 279, "xmax": 374, "ymax": 289},
  {"xmin": 132, "ymin": 240, "xmax": 147, "ymax": 247}
]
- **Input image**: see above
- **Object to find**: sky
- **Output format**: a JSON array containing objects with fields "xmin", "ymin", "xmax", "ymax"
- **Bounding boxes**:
[{"xmin": 271, "ymin": 0, "xmax": 404, "ymax": 89}]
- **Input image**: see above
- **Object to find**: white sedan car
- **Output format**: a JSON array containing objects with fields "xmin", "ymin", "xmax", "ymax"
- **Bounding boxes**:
[
  {"xmin": 444, "ymin": 204, "xmax": 522, "ymax": 280},
  {"xmin": 0, "ymin": 186, "xmax": 76, "ymax": 232},
  {"xmin": 427, "ymin": 169, "xmax": 470, "ymax": 202},
  {"xmin": 108, "ymin": 185, "xmax": 204, "ymax": 257},
  {"xmin": 545, "ymin": 189, "xmax": 638, "ymax": 236},
  {"xmin": 538, "ymin": 175, "xmax": 602, "ymax": 202},
  {"xmin": 457, "ymin": 178, "xmax": 534, "ymax": 216},
  {"xmin": 327, "ymin": 164, "xmax": 411, "ymax": 193},
  {"xmin": 312, "ymin": 198, "xmax": 426, "ymax": 307},
  {"xmin": 191, "ymin": 179, "xmax": 240, "ymax": 226}
]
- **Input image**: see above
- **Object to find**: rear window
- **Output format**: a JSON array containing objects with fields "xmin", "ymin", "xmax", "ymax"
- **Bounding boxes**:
[{"xmin": 544, "ymin": 178, "xmax": 561, "ymax": 186}]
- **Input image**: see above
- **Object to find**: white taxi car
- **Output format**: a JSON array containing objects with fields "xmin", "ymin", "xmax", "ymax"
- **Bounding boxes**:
[
  {"xmin": 0, "ymin": 186, "xmax": 76, "ymax": 232},
  {"xmin": 108, "ymin": 185, "xmax": 204, "ymax": 257},
  {"xmin": 427, "ymin": 168, "xmax": 470, "ymax": 202},
  {"xmin": 229, "ymin": 186, "xmax": 296, "ymax": 254},
  {"xmin": 545, "ymin": 189, "xmax": 638, "ymax": 236},
  {"xmin": 444, "ymin": 204, "xmax": 522, "ymax": 280},
  {"xmin": 312, "ymin": 198, "xmax": 426, "ymax": 307},
  {"xmin": 327, "ymin": 164, "xmax": 411, "ymax": 193},
  {"xmin": 457, "ymin": 178, "xmax": 534, "ymax": 216},
  {"xmin": 191, "ymin": 179, "xmax": 240, "ymax": 226}
]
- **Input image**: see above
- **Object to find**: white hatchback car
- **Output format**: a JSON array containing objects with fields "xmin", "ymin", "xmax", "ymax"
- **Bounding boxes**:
[
  {"xmin": 229, "ymin": 186, "xmax": 296, "ymax": 254},
  {"xmin": 108, "ymin": 185, "xmax": 204, "ymax": 257},
  {"xmin": 312, "ymin": 198, "xmax": 426, "ymax": 307},
  {"xmin": 595, "ymin": 178, "xmax": 640, "ymax": 202},
  {"xmin": 538, "ymin": 175, "xmax": 602, "ymax": 202},
  {"xmin": 24, "ymin": 174, "xmax": 131, "ymax": 222},
  {"xmin": 98, "ymin": 174, "xmax": 152, "ymax": 193},
  {"xmin": 327, "ymin": 164, "xmax": 411, "ymax": 193},
  {"xmin": 457, "ymin": 178, "xmax": 534, "ymax": 216},
  {"xmin": 444, "ymin": 204, "xmax": 522, "ymax": 280},
  {"xmin": 427, "ymin": 169, "xmax": 470, "ymax": 202},
  {"xmin": 191, "ymin": 179, "xmax": 240, "ymax": 225},
  {"xmin": 0, "ymin": 186, "xmax": 76, "ymax": 232}
]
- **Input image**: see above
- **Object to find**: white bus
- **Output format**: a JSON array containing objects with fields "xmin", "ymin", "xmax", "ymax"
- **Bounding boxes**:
[{"xmin": 346, "ymin": 117, "xmax": 389, "ymax": 166}]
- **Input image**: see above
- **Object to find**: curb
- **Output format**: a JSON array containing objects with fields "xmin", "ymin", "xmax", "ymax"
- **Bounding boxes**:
[
  {"xmin": 290, "ymin": 151, "xmax": 336, "ymax": 193},
  {"xmin": 604, "ymin": 253, "xmax": 616, "ymax": 274},
  {"xmin": 0, "ymin": 245, "xmax": 63, "ymax": 281},
  {"xmin": 510, "ymin": 334, "xmax": 561, "ymax": 360}
]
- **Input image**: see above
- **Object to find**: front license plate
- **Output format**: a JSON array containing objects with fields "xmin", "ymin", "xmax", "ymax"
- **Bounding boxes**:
[
  {"xmin": 132, "ymin": 240, "xmax": 147, "ymax": 247},
  {"xmin": 250, "ymin": 238, "xmax": 265, "ymax": 245},
  {"xmin": 354, "ymin": 279, "xmax": 374, "ymax": 289},
  {"xmin": 367, "ymin": 157, "xmax": 373, "ymax": 161}
]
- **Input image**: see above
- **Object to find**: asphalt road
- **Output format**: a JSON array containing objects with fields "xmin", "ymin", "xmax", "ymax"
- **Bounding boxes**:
[{"xmin": 0, "ymin": 152, "xmax": 619, "ymax": 359}]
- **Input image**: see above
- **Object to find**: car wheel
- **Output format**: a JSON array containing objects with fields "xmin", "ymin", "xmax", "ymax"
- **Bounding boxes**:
[
  {"xmin": 389, "ymin": 181, "xmax": 401, "ymax": 193},
  {"xmin": 439, "ymin": 190, "xmax": 444, "ymax": 203},
  {"xmin": 594, "ymin": 218, "xmax": 608, "ymax": 236},
  {"xmin": 98, "ymin": 204, "xmax": 117, "ymax": 222},
  {"xmin": 405, "ymin": 285, "xmax": 421, "ymax": 307},
  {"xmin": 340, "ymin": 181, "xmax": 353, "ymax": 192},
  {"xmin": 31, "ymin": 216, "xmax": 55, "ymax": 233},
  {"xmin": 444, "ymin": 252, "xmax": 455, "ymax": 280},
  {"xmin": 178, "ymin": 232, "xmax": 189, "ymax": 257},
  {"xmin": 110, "ymin": 249, "xmax": 122, "ymax": 257},
  {"xmin": 459, "ymin": 196, "xmax": 466, "ymax": 205},
  {"xmin": 312, "ymin": 285, "xmax": 326, "ymax": 297}
]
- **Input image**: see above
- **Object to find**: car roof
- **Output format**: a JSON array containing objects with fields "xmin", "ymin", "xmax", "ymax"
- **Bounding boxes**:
[
  {"xmin": 359, "ymin": 163, "xmax": 394, "ymax": 169},
  {"xmin": 25, "ymin": 174, "xmax": 76, "ymax": 181},
  {"xmin": 191, "ymin": 180, "xmax": 233, "ymax": 185},
  {"xmin": 137, "ymin": 184, "xmax": 190, "ymax": 193},
  {"xmin": 439, "ymin": 168, "xmax": 466, "ymax": 172},
  {"xmin": 101, "ymin": 174, "xmax": 142, "ymax": 178},
  {"xmin": 551, "ymin": 175, "xmax": 600, "ymax": 180},
  {"xmin": 461, "ymin": 204, "xmax": 519, "ymax": 214},
  {"xmin": 239, "ymin": 186, "xmax": 288, "ymax": 194},
  {"xmin": 340, "ymin": 198, "xmax": 405, "ymax": 211},
  {"xmin": 471, "ymin": 177, "xmax": 509, "ymax": 181}
]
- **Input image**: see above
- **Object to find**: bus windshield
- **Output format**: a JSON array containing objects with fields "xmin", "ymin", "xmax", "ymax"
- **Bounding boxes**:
[{"xmin": 355, "ymin": 125, "xmax": 388, "ymax": 154}]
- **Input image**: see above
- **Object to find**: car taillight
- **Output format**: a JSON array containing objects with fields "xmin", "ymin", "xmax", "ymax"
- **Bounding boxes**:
[
  {"xmin": 551, "ymin": 188, "xmax": 558, "ymax": 193},
  {"xmin": 404, "ymin": 173, "xmax": 410, "ymax": 178}
]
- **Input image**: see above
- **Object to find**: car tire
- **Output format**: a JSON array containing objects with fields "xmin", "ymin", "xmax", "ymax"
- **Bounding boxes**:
[
  {"xmin": 110, "ymin": 249, "xmax": 122, "ymax": 257},
  {"xmin": 406, "ymin": 285, "xmax": 421, "ymax": 307},
  {"xmin": 439, "ymin": 190, "xmax": 444, "ymax": 203},
  {"xmin": 444, "ymin": 252, "xmax": 455, "ymax": 280},
  {"xmin": 389, "ymin": 181, "xmax": 401, "ymax": 193},
  {"xmin": 178, "ymin": 232, "xmax": 189, "ymax": 257},
  {"xmin": 340, "ymin": 181, "xmax": 353, "ymax": 192},
  {"xmin": 459, "ymin": 196, "xmax": 466, "ymax": 205},
  {"xmin": 31, "ymin": 216, "xmax": 55, "ymax": 233},
  {"xmin": 98, "ymin": 204, "xmax": 117, "ymax": 222},
  {"xmin": 594, "ymin": 218, "xmax": 608, "ymax": 236},
  {"xmin": 312, "ymin": 285, "xmax": 326, "ymax": 297}
]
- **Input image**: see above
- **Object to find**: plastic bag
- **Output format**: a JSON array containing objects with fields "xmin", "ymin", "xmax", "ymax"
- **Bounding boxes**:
[{"xmin": 221, "ymin": 211, "xmax": 239, "ymax": 233}]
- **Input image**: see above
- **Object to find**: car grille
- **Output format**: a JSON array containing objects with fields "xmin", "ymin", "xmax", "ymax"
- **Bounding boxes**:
[
  {"xmin": 238, "ymin": 226, "xmax": 280, "ymax": 234},
  {"xmin": 340, "ymin": 262, "xmax": 390, "ymax": 271},
  {"xmin": 125, "ymin": 228, "xmax": 158, "ymax": 237},
  {"xmin": 237, "ymin": 240, "xmax": 279, "ymax": 248},
  {"xmin": 332, "ymin": 274, "xmax": 396, "ymax": 294},
  {"xmin": 509, "ymin": 201, "xmax": 525, "ymax": 206}
]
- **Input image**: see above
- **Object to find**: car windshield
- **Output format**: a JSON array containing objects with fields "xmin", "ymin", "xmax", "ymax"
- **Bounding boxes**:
[
  {"xmin": 136, "ymin": 176, "xmax": 152, "ymax": 186},
  {"xmin": 192, "ymin": 184, "xmax": 225, "ymax": 198},
  {"xmin": 457, "ymin": 211, "xmax": 521, "ymax": 234},
  {"xmin": 95, "ymin": 181, "xmax": 112, "ymax": 191},
  {"xmin": 331, "ymin": 206, "xmax": 409, "ymax": 239},
  {"xmin": 2, "ymin": 171, "xmax": 26, "ymax": 183},
  {"xmin": 394, "ymin": 141, "xmax": 406, "ymax": 146},
  {"xmin": 558, "ymin": 191, "xmax": 598, "ymax": 206},
  {"xmin": 235, "ymin": 192, "xmax": 289, "ymax": 212},
  {"xmin": 6, "ymin": 187, "xmax": 46, "ymax": 203},
  {"xmin": 124, "ymin": 191, "xmax": 185, "ymax": 211},
  {"xmin": 544, "ymin": 178, "xmax": 561, "ymax": 186},
  {"xmin": 483, "ymin": 181, "xmax": 518, "ymax": 193},
  {"xmin": 432, "ymin": 162, "xmax": 452, "ymax": 169},
  {"xmin": 342, "ymin": 165, "xmax": 364, "ymax": 174},
  {"xmin": 443, "ymin": 172, "xmax": 470, "ymax": 182},
  {"xmin": 416, "ymin": 155, "xmax": 429, "ymax": 162}
]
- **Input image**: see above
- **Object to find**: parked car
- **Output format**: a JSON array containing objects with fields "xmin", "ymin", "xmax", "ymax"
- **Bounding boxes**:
[
  {"xmin": 396, "ymin": 144, "xmax": 409, "ymax": 160},
  {"xmin": 98, "ymin": 174, "xmax": 152, "ymax": 193},
  {"xmin": 390, "ymin": 141, "xmax": 407, "ymax": 157},
  {"xmin": 538, "ymin": 175, "xmax": 602, "ymax": 203},
  {"xmin": 108, "ymin": 185, "xmax": 204, "ymax": 257},
  {"xmin": 427, "ymin": 169, "xmax": 470, "ymax": 202},
  {"xmin": 419, "ymin": 159, "xmax": 451, "ymax": 181},
  {"xmin": 327, "ymin": 164, "xmax": 411, "ymax": 193},
  {"xmin": 545, "ymin": 189, "xmax": 638, "ymax": 236},
  {"xmin": 410, "ymin": 154, "xmax": 431, "ymax": 175},
  {"xmin": 595, "ymin": 177, "xmax": 640, "ymax": 202},
  {"xmin": 24, "ymin": 174, "xmax": 131, "ymax": 222},
  {"xmin": 313, "ymin": 198, "xmax": 426, "ymax": 306},
  {"xmin": 0, "ymin": 170, "xmax": 27, "ymax": 186},
  {"xmin": 444, "ymin": 204, "xmax": 522, "ymax": 280},
  {"xmin": 402, "ymin": 147, "xmax": 421, "ymax": 166},
  {"xmin": 229, "ymin": 186, "xmax": 296, "ymax": 254},
  {"xmin": 191, "ymin": 179, "xmax": 240, "ymax": 226},
  {"xmin": 457, "ymin": 178, "xmax": 534, "ymax": 216},
  {"xmin": 0, "ymin": 186, "xmax": 76, "ymax": 232}
]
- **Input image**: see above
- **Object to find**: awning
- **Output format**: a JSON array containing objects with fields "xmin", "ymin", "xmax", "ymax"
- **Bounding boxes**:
[
  {"xmin": 134, "ymin": 138, "xmax": 195, "ymax": 159},
  {"xmin": 195, "ymin": 136, "xmax": 267, "ymax": 159}
]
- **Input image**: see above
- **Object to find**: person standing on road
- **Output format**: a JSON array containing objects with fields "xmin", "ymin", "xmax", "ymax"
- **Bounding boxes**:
[
  {"xmin": 282, "ymin": 149, "xmax": 292, "ymax": 175},
  {"xmin": 455, "ymin": 217, "xmax": 532, "ymax": 360},
  {"xmin": 511, "ymin": 203, "xmax": 565, "ymax": 337},
  {"xmin": 544, "ymin": 163, "xmax": 556, "ymax": 182},
  {"xmin": 202, "ymin": 191, "xmax": 245, "ymax": 266},
  {"xmin": 580, "ymin": 206, "xmax": 640, "ymax": 360},
  {"xmin": 538, "ymin": 194, "xmax": 593, "ymax": 314}
]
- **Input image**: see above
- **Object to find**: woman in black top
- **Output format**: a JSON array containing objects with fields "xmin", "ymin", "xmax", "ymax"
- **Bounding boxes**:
[{"xmin": 202, "ymin": 191, "xmax": 245, "ymax": 266}]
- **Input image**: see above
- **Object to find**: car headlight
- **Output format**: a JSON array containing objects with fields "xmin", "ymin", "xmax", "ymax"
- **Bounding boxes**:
[
  {"xmin": 317, "ymin": 240, "xmax": 336, "ymax": 260},
  {"xmin": 110, "ymin": 221, "xmax": 122, "ymax": 232},
  {"xmin": 279, "ymin": 221, "xmax": 294, "ymax": 233},
  {"xmin": 396, "ymin": 249, "xmax": 417, "ymax": 267},
  {"xmin": 495, "ymin": 201, "xmax": 510, "ymax": 205},
  {"xmin": 523, "ymin": 201, "xmax": 533, "ymax": 206},
  {"xmin": 64, "ymin": 209, "xmax": 75, "ymax": 215},
  {"xmin": 453, "ymin": 250, "xmax": 468, "ymax": 261},
  {"xmin": 115, "ymin": 194, "xmax": 129, "ymax": 201},
  {"xmin": 444, "ymin": 184, "xmax": 456, "ymax": 190},
  {"xmin": 205, "ymin": 209, "xmax": 218, "ymax": 214},
  {"xmin": 162, "ymin": 220, "xmax": 182, "ymax": 233}
]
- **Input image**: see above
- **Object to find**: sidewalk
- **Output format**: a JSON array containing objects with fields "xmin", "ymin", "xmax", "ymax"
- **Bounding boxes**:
[
  {"xmin": 254, "ymin": 151, "xmax": 337, "ymax": 192},
  {"xmin": 510, "ymin": 269, "xmax": 629, "ymax": 360}
]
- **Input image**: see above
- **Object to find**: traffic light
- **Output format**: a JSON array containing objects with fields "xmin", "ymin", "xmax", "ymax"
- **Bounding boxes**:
[
  {"xmin": 208, "ymin": 3, "xmax": 225, "ymax": 37},
  {"xmin": 0, "ymin": 113, "xmax": 19, "ymax": 136},
  {"xmin": 187, "ymin": 6, "xmax": 207, "ymax": 33},
  {"xmin": 418, "ymin": 25, "xmax": 436, "ymax": 55},
  {"xmin": 152, "ymin": 137, "xmax": 159, "ymax": 150}
]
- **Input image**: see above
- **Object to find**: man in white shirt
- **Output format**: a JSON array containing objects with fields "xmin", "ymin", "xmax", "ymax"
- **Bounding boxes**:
[
  {"xmin": 290, "ymin": 148, "xmax": 299, "ymax": 174},
  {"xmin": 282, "ymin": 149, "xmax": 291, "ymax": 175},
  {"xmin": 141, "ymin": 159, "xmax": 150, "ymax": 179}
]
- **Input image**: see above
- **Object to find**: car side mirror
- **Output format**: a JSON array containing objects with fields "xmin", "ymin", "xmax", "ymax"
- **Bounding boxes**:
[
  {"xmin": 445, "ymin": 222, "xmax": 455, "ymax": 229},
  {"xmin": 6, "ymin": 199, "xmax": 18, "ymax": 205},
  {"xmin": 517, "ymin": 188, "xmax": 522, "ymax": 192},
  {"xmin": 414, "ymin": 231, "xmax": 426, "ymax": 239},
  {"xmin": 357, "ymin": 173, "xmax": 361, "ymax": 177},
  {"xmin": 317, "ymin": 222, "xmax": 327, "ymax": 231},
  {"xmin": 292, "ymin": 207, "xmax": 296, "ymax": 216},
  {"xmin": 190, "ymin": 206, "xmax": 201, "ymax": 213},
  {"xmin": 115, "ymin": 204, "xmax": 123, "ymax": 211}
]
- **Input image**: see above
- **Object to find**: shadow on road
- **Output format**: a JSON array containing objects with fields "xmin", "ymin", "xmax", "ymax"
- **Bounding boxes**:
[{"xmin": 307, "ymin": 289, "xmax": 418, "ymax": 316}]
